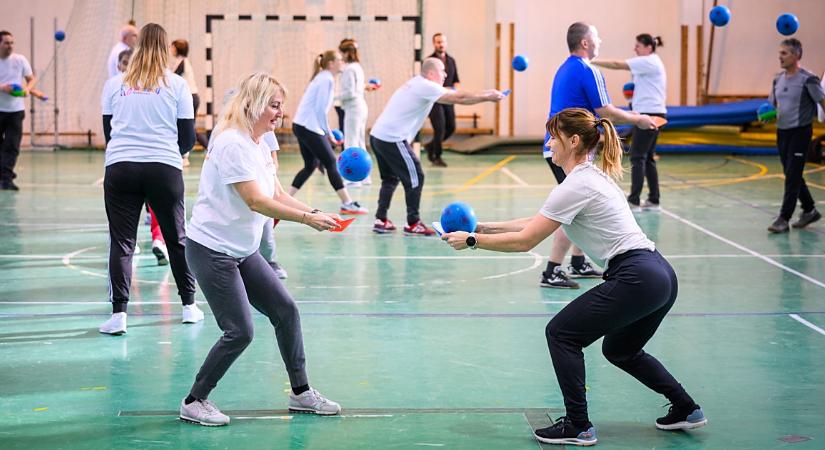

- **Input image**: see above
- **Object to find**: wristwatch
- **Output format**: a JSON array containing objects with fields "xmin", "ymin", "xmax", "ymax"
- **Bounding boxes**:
[{"xmin": 466, "ymin": 233, "xmax": 478, "ymax": 250}]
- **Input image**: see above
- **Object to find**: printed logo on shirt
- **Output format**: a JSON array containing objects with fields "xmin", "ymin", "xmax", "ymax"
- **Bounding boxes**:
[{"xmin": 120, "ymin": 85, "xmax": 162, "ymax": 96}]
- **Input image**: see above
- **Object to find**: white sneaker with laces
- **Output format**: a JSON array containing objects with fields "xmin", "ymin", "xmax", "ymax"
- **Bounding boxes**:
[
  {"xmin": 152, "ymin": 239, "xmax": 169, "ymax": 266},
  {"xmin": 179, "ymin": 398, "xmax": 230, "ymax": 426},
  {"xmin": 340, "ymin": 200, "xmax": 368, "ymax": 215},
  {"xmin": 182, "ymin": 304, "xmax": 205, "ymax": 324},
  {"xmin": 288, "ymin": 388, "xmax": 341, "ymax": 415},
  {"xmin": 99, "ymin": 312, "xmax": 127, "ymax": 335}
]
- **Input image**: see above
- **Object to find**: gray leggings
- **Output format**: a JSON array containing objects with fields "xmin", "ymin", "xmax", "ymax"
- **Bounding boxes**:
[
  {"xmin": 186, "ymin": 238, "xmax": 308, "ymax": 400},
  {"xmin": 259, "ymin": 218, "xmax": 277, "ymax": 263}
]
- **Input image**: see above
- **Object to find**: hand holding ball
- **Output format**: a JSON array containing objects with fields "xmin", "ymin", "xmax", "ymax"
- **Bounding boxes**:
[
  {"xmin": 331, "ymin": 129, "xmax": 344, "ymax": 145},
  {"xmin": 757, "ymin": 102, "xmax": 776, "ymax": 122}
]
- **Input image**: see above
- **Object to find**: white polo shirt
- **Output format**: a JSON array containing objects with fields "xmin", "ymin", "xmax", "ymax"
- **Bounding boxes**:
[
  {"xmin": 539, "ymin": 163, "xmax": 654, "ymax": 268},
  {"xmin": 0, "ymin": 53, "xmax": 33, "ymax": 113},
  {"xmin": 293, "ymin": 70, "xmax": 334, "ymax": 136},
  {"xmin": 626, "ymin": 54, "xmax": 667, "ymax": 114},
  {"xmin": 370, "ymin": 75, "xmax": 448, "ymax": 143},
  {"xmin": 188, "ymin": 128, "xmax": 276, "ymax": 258},
  {"xmin": 101, "ymin": 71, "xmax": 194, "ymax": 169}
]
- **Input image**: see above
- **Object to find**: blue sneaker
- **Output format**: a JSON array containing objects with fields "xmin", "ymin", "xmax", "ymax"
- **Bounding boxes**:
[
  {"xmin": 534, "ymin": 416, "xmax": 597, "ymax": 446},
  {"xmin": 655, "ymin": 404, "xmax": 707, "ymax": 430}
]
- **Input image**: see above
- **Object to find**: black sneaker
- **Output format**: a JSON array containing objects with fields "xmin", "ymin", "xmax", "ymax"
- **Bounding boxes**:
[
  {"xmin": 767, "ymin": 216, "xmax": 789, "ymax": 233},
  {"xmin": 655, "ymin": 404, "xmax": 707, "ymax": 431},
  {"xmin": 568, "ymin": 261, "xmax": 603, "ymax": 278},
  {"xmin": 1, "ymin": 180, "xmax": 19, "ymax": 191},
  {"xmin": 791, "ymin": 208, "xmax": 821, "ymax": 229},
  {"xmin": 534, "ymin": 416, "xmax": 597, "ymax": 446},
  {"xmin": 540, "ymin": 266, "xmax": 580, "ymax": 289}
]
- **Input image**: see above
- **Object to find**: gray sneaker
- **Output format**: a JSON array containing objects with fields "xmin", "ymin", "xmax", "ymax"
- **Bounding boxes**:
[
  {"xmin": 791, "ymin": 209, "xmax": 821, "ymax": 229},
  {"xmin": 270, "ymin": 261, "xmax": 288, "ymax": 279},
  {"xmin": 179, "ymin": 398, "xmax": 230, "ymax": 426},
  {"xmin": 288, "ymin": 388, "xmax": 341, "ymax": 415},
  {"xmin": 642, "ymin": 200, "xmax": 660, "ymax": 211},
  {"xmin": 767, "ymin": 217, "xmax": 789, "ymax": 233}
]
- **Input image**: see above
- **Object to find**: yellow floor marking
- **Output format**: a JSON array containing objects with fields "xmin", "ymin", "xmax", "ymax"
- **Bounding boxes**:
[{"xmin": 428, "ymin": 156, "xmax": 517, "ymax": 196}]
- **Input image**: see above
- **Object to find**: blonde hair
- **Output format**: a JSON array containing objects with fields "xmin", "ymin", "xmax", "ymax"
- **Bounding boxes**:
[
  {"xmin": 546, "ymin": 108, "xmax": 623, "ymax": 180},
  {"xmin": 211, "ymin": 72, "xmax": 286, "ymax": 142},
  {"xmin": 123, "ymin": 23, "xmax": 169, "ymax": 90},
  {"xmin": 311, "ymin": 50, "xmax": 340, "ymax": 79}
]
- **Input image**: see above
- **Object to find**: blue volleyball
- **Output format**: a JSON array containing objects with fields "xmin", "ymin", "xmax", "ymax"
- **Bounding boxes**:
[
  {"xmin": 776, "ymin": 13, "xmax": 799, "ymax": 36},
  {"xmin": 440, "ymin": 202, "xmax": 477, "ymax": 233},
  {"xmin": 512, "ymin": 55, "xmax": 529, "ymax": 72},
  {"xmin": 331, "ymin": 129, "xmax": 344, "ymax": 143},
  {"xmin": 709, "ymin": 6, "xmax": 731, "ymax": 27},
  {"xmin": 54, "ymin": 30, "xmax": 66, "ymax": 41},
  {"xmin": 337, "ymin": 147, "xmax": 372, "ymax": 182}
]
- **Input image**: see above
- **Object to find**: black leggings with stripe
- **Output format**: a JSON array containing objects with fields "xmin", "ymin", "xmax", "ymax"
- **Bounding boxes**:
[{"xmin": 290, "ymin": 123, "xmax": 344, "ymax": 191}]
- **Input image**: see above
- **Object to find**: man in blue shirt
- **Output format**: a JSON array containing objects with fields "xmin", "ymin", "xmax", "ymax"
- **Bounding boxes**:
[{"xmin": 540, "ymin": 22, "xmax": 656, "ymax": 289}]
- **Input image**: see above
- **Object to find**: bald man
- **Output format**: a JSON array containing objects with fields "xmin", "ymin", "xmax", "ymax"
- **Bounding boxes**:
[
  {"xmin": 369, "ymin": 57, "xmax": 504, "ymax": 236},
  {"xmin": 107, "ymin": 24, "xmax": 138, "ymax": 78}
]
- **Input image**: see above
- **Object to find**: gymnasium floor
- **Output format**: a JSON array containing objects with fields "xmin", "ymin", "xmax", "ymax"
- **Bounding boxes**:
[{"xmin": 1, "ymin": 149, "xmax": 824, "ymax": 449}]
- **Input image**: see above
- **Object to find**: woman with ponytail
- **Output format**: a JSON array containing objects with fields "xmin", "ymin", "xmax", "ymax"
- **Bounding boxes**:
[
  {"xmin": 442, "ymin": 108, "xmax": 706, "ymax": 446},
  {"xmin": 593, "ymin": 33, "xmax": 667, "ymax": 212},
  {"xmin": 290, "ymin": 50, "xmax": 367, "ymax": 215}
]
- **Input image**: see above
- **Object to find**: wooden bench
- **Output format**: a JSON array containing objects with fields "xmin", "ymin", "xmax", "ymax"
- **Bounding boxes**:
[{"xmin": 420, "ymin": 113, "xmax": 494, "ymax": 136}]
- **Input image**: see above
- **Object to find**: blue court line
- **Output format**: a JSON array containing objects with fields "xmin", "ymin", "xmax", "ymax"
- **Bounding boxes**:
[{"xmin": 1, "ymin": 311, "xmax": 825, "ymax": 318}]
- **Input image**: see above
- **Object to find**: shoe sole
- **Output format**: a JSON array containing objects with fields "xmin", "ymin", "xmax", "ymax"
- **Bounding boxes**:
[
  {"xmin": 180, "ymin": 415, "xmax": 229, "ymax": 426},
  {"xmin": 340, "ymin": 210, "xmax": 369, "ymax": 215},
  {"xmin": 767, "ymin": 227, "xmax": 789, "ymax": 233},
  {"xmin": 568, "ymin": 274, "xmax": 602, "ymax": 279},
  {"xmin": 152, "ymin": 247, "xmax": 169, "ymax": 266},
  {"xmin": 372, "ymin": 228, "xmax": 397, "ymax": 234},
  {"xmin": 99, "ymin": 329, "xmax": 126, "ymax": 335},
  {"xmin": 288, "ymin": 407, "xmax": 341, "ymax": 416},
  {"xmin": 540, "ymin": 283, "xmax": 580, "ymax": 289},
  {"xmin": 182, "ymin": 316, "xmax": 204, "ymax": 324},
  {"xmin": 533, "ymin": 434, "xmax": 597, "ymax": 446},
  {"xmin": 655, "ymin": 418, "xmax": 707, "ymax": 431}
]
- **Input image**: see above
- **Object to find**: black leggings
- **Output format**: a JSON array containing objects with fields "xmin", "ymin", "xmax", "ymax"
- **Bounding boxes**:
[
  {"xmin": 545, "ymin": 249, "xmax": 695, "ymax": 424},
  {"xmin": 426, "ymin": 103, "xmax": 456, "ymax": 160},
  {"xmin": 104, "ymin": 162, "xmax": 196, "ymax": 312},
  {"xmin": 291, "ymin": 123, "xmax": 344, "ymax": 191}
]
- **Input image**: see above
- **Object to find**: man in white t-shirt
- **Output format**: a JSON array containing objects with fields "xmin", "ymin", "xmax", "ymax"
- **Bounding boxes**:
[
  {"xmin": 0, "ymin": 30, "xmax": 35, "ymax": 191},
  {"xmin": 106, "ymin": 24, "xmax": 138, "ymax": 78},
  {"xmin": 369, "ymin": 57, "xmax": 504, "ymax": 235}
]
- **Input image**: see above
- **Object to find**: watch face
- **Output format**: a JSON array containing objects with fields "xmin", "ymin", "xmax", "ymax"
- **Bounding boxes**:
[{"xmin": 466, "ymin": 235, "xmax": 477, "ymax": 248}]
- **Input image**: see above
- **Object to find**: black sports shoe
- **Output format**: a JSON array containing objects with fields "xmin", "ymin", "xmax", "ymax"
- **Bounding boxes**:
[
  {"xmin": 767, "ymin": 217, "xmax": 789, "ymax": 233},
  {"xmin": 791, "ymin": 208, "xmax": 821, "ymax": 229},
  {"xmin": 540, "ymin": 266, "xmax": 580, "ymax": 289},
  {"xmin": 534, "ymin": 416, "xmax": 597, "ymax": 446},
  {"xmin": 568, "ymin": 261, "xmax": 603, "ymax": 278},
  {"xmin": 1, "ymin": 180, "xmax": 19, "ymax": 191},
  {"xmin": 655, "ymin": 403, "xmax": 707, "ymax": 431}
]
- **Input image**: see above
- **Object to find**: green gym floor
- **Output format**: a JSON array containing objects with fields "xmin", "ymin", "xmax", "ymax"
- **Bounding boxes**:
[{"xmin": 1, "ymin": 149, "xmax": 824, "ymax": 449}]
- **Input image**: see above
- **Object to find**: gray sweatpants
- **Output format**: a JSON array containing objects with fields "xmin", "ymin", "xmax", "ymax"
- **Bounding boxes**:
[{"xmin": 186, "ymin": 238, "xmax": 308, "ymax": 400}]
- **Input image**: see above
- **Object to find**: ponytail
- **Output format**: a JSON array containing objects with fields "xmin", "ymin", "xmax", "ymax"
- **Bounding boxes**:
[
  {"xmin": 546, "ymin": 108, "xmax": 625, "ymax": 180},
  {"xmin": 596, "ymin": 118, "xmax": 623, "ymax": 180},
  {"xmin": 635, "ymin": 33, "xmax": 662, "ymax": 52},
  {"xmin": 311, "ymin": 50, "xmax": 341, "ymax": 80}
]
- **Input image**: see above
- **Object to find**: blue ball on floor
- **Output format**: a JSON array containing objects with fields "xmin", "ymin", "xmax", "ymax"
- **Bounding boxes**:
[
  {"xmin": 440, "ymin": 202, "xmax": 477, "ymax": 233},
  {"xmin": 337, "ymin": 147, "xmax": 372, "ymax": 182},
  {"xmin": 709, "ymin": 6, "xmax": 731, "ymax": 27},
  {"xmin": 776, "ymin": 13, "xmax": 799, "ymax": 36},
  {"xmin": 512, "ymin": 55, "xmax": 529, "ymax": 72}
]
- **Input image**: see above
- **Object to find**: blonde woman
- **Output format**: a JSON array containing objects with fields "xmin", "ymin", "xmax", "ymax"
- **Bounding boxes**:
[
  {"xmin": 180, "ymin": 72, "xmax": 342, "ymax": 426},
  {"xmin": 99, "ymin": 23, "xmax": 202, "ymax": 335},
  {"xmin": 289, "ymin": 50, "xmax": 367, "ymax": 214},
  {"xmin": 443, "ymin": 108, "xmax": 706, "ymax": 446}
]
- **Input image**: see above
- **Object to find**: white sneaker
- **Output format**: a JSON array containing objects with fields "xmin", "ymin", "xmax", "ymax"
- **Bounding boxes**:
[
  {"xmin": 134, "ymin": 243, "xmax": 141, "ymax": 255},
  {"xmin": 179, "ymin": 398, "xmax": 230, "ymax": 426},
  {"xmin": 340, "ymin": 200, "xmax": 368, "ymax": 215},
  {"xmin": 642, "ymin": 200, "xmax": 661, "ymax": 211},
  {"xmin": 99, "ymin": 312, "xmax": 127, "ymax": 335},
  {"xmin": 182, "ymin": 304, "xmax": 205, "ymax": 324},
  {"xmin": 362, "ymin": 176, "xmax": 372, "ymax": 185},
  {"xmin": 288, "ymin": 388, "xmax": 341, "ymax": 415},
  {"xmin": 344, "ymin": 180, "xmax": 362, "ymax": 188},
  {"xmin": 152, "ymin": 239, "xmax": 169, "ymax": 266}
]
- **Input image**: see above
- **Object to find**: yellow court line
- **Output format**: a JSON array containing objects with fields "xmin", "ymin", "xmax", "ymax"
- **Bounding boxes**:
[
  {"xmin": 428, "ymin": 155, "xmax": 517, "ymax": 196},
  {"xmin": 670, "ymin": 156, "xmax": 768, "ymax": 190}
]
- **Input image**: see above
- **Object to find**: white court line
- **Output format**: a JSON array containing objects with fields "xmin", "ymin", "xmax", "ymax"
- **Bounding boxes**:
[
  {"xmin": 789, "ymin": 314, "xmax": 825, "ymax": 336},
  {"xmin": 660, "ymin": 208, "xmax": 825, "ymax": 290},
  {"xmin": 500, "ymin": 167, "xmax": 529, "ymax": 187}
]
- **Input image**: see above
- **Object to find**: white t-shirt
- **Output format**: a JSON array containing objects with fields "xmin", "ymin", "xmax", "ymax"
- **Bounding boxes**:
[
  {"xmin": 107, "ymin": 42, "xmax": 131, "ymax": 78},
  {"xmin": 0, "ymin": 53, "xmax": 33, "ymax": 113},
  {"xmin": 293, "ymin": 70, "xmax": 334, "ymax": 136},
  {"xmin": 188, "ymin": 129, "xmax": 276, "ymax": 258},
  {"xmin": 338, "ymin": 62, "xmax": 366, "ymax": 109},
  {"xmin": 371, "ymin": 75, "xmax": 448, "ymax": 143},
  {"xmin": 626, "ymin": 54, "xmax": 667, "ymax": 114},
  {"xmin": 101, "ymin": 71, "xmax": 194, "ymax": 169},
  {"xmin": 539, "ymin": 163, "xmax": 655, "ymax": 268}
]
